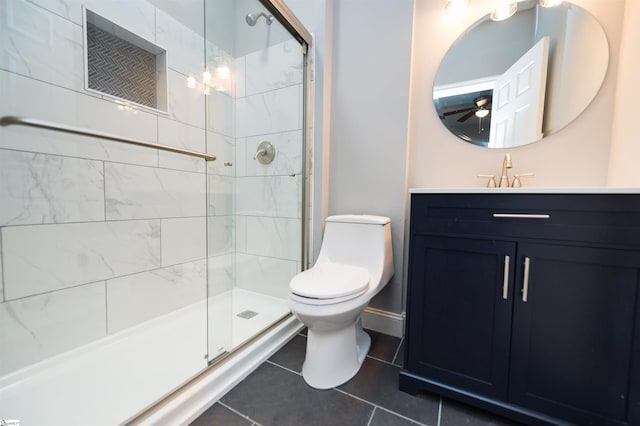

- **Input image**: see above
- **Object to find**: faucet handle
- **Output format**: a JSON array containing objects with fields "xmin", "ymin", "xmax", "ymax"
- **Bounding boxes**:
[
  {"xmin": 477, "ymin": 174, "xmax": 497, "ymax": 188},
  {"xmin": 511, "ymin": 173, "xmax": 534, "ymax": 188}
]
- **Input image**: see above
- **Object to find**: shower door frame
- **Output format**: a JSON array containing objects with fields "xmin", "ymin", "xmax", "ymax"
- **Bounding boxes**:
[
  {"xmin": 123, "ymin": 3, "xmax": 314, "ymax": 422},
  {"xmin": 258, "ymin": 0, "xmax": 313, "ymax": 270},
  {"xmin": 202, "ymin": 0, "xmax": 315, "ymax": 365}
]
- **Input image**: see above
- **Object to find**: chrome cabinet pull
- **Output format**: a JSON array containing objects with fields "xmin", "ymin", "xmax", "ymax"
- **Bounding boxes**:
[
  {"xmin": 493, "ymin": 213, "xmax": 550, "ymax": 219},
  {"xmin": 503, "ymin": 255, "xmax": 510, "ymax": 300},
  {"xmin": 522, "ymin": 257, "xmax": 531, "ymax": 302}
]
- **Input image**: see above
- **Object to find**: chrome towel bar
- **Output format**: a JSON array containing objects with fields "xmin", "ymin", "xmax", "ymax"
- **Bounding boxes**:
[{"xmin": 0, "ymin": 116, "xmax": 216, "ymax": 162}]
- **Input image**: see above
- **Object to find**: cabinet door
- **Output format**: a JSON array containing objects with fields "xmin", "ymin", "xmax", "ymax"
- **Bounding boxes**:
[
  {"xmin": 510, "ymin": 243, "xmax": 640, "ymax": 425},
  {"xmin": 407, "ymin": 235, "xmax": 516, "ymax": 399}
]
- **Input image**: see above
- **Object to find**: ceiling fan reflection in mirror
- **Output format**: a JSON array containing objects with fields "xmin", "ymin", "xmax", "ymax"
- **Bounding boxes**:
[
  {"xmin": 433, "ymin": 1, "xmax": 609, "ymax": 149},
  {"xmin": 436, "ymin": 91, "xmax": 493, "ymax": 145}
]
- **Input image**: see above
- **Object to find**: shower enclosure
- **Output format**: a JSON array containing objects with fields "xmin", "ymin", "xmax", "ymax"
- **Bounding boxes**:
[{"xmin": 0, "ymin": 0, "xmax": 311, "ymax": 424}]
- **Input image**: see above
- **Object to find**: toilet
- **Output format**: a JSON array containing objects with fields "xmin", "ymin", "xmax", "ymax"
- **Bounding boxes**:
[{"xmin": 289, "ymin": 214, "xmax": 394, "ymax": 389}]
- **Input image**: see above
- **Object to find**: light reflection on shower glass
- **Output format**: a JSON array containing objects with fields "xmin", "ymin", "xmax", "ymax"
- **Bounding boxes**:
[{"xmin": 205, "ymin": 0, "xmax": 305, "ymax": 363}]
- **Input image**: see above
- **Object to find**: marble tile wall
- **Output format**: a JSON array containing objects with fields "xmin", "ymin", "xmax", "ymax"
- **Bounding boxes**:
[
  {"xmin": 3, "ymin": 220, "xmax": 162, "ymax": 300},
  {"xmin": 0, "ymin": 242, "xmax": 4, "ymax": 303},
  {"xmin": 106, "ymin": 260, "xmax": 207, "ymax": 333},
  {"xmin": 232, "ymin": 38, "xmax": 304, "ymax": 298},
  {"xmin": 205, "ymin": 39, "xmax": 236, "ymax": 305},
  {"xmin": 0, "ymin": 0, "xmax": 215, "ymax": 376},
  {"xmin": 0, "ymin": 0, "xmax": 305, "ymax": 376},
  {"xmin": 0, "ymin": 282, "xmax": 107, "ymax": 374}
]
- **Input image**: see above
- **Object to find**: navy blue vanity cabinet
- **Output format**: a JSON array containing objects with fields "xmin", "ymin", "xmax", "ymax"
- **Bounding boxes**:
[
  {"xmin": 400, "ymin": 193, "xmax": 640, "ymax": 426},
  {"xmin": 405, "ymin": 235, "xmax": 516, "ymax": 400}
]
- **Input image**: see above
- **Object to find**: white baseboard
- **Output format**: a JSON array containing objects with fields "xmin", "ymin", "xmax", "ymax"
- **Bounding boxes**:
[
  {"xmin": 129, "ymin": 315, "xmax": 304, "ymax": 426},
  {"xmin": 361, "ymin": 307, "xmax": 405, "ymax": 338}
]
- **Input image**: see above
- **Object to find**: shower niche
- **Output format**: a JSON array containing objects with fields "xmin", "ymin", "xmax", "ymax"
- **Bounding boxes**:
[{"xmin": 83, "ymin": 8, "xmax": 168, "ymax": 112}]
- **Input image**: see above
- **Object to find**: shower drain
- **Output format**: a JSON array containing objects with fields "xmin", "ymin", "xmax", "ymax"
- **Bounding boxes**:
[{"xmin": 237, "ymin": 310, "xmax": 259, "ymax": 319}]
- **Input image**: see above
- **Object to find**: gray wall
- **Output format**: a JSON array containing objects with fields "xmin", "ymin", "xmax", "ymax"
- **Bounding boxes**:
[
  {"xmin": 284, "ymin": 0, "xmax": 413, "ymax": 315},
  {"xmin": 327, "ymin": 0, "xmax": 413, "ymax": 314},
  {"xmin": 286, "ymin": 0, "xmax": 413, "ymax": 314}
]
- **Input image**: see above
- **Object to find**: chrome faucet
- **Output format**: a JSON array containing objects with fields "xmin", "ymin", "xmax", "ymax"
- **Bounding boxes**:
[{"xmin": 499, "ymin": 154, "xmax": 512, "ymax": 188}]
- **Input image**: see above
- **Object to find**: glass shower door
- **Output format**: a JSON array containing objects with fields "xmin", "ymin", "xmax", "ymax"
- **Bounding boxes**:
[
  {"xmin": 0, "ymin": 0, "xmax": 212, "ymax": 423},
  {"xmin": 205, "ymin": 0, "xmax": 305, "ymax": 360}
]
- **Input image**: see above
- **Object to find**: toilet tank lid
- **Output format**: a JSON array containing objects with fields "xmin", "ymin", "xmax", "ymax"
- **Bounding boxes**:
[{"xmin": 326, "ymin": 215, "xmax": 390, "ymax": 225}]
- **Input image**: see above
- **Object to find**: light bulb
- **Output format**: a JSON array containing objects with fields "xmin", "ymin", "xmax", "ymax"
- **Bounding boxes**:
[
  {"xmin": 475, "ymin": 108, "xmax": 490, "ymax": 118},
  {"xmin": 445, "ymin": 0, "xmax": 466, "ymax": 18},
  {"xmin": 186, "ymin": 76, "xmax": 197, "ymax": 89},
  {"xmin": 491, "ymin": 2, "xmax": 517, "ymax": 21},
  {"xmin": 539, "ymin": 0, "xmax": 562, "ymax": 7}
]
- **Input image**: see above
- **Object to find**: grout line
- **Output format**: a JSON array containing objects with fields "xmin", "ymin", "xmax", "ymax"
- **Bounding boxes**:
[
  {"xmin": 159, "ymin": 218, "xmax": 163, "ymax": 267},
  {"xmin": 104, "ymin": 280, "xmax": 109, "ymax": 335},
  {"xmin": 285, "ymin": 333, "xmax": 429, "ymax": 425},
  {"xmin": 392, "ymin": 336, "xmax": 404, "ymax": 365},
  {"xmin": 236, "ymin": 81, "xmax": 300, "ymax": 102},
  {"xmin": 3, "ymin": 279, "xmax": 107, "ymax": 303},
  {"xmin": 366, "ymin": 406, "xmax": 376, "ymax": 426},
  {"xmin": 218, "ymin": 401, "xmax": 264, "ymax": 426},
  {"xmin": 0, "ymin": 228, "xmax": 4, "ymax": 302},
  {"xmin": 366, "ymin": 354, "xmax": 400, "ymax": 368},
  {"xmin": 0, "ymin": 214, "xmax": 208, "ymax": 228},
  {"xmin": 334, "ymin": 388, "xmax": 429, "ymax": 426},
  {"xmin": 155, "ymin": 111, "xmax": 160, "ymax": 168},
  {"xmin": 1, "ymin": 257, "xmax": 207, "ymax": 304},
  {"xmin": 206, "ymin": 334, "xmax": 434, "ymax": 426},
  {"xmin": 266, "ymin": 359, "xmax": 302, "ymax": 376},
  {"xmin": 0, "ymin": 135, "xmax": 208, "ymax": 175},
  {"xmin": 102, "ymin": 161, "xmax": 107, "ymax": 222}
]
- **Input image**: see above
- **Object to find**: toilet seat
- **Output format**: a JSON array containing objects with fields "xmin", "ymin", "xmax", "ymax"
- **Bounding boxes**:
[{"xmin": 290, "ymin": 263, "xmax": 370, "ymax": 303}]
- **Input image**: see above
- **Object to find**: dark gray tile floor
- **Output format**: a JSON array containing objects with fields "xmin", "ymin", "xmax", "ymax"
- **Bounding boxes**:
[{"xmin": 190, "ymin": 329, "xmax": 521, "ymax": 426}]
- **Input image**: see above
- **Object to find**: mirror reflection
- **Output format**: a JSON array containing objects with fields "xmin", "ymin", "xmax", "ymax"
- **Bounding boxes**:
[{"xmin": 434, "ymin": 1, "xmax": 609, "ymax": 148}]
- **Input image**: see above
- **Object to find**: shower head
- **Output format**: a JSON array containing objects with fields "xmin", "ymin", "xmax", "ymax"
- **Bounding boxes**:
[{"xmin": 245, "ymin": 12, "xmax": 274, "ymax": 26}]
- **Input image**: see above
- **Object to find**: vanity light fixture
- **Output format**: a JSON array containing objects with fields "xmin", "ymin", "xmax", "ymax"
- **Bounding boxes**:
[
  {"xmin": 539, "ymin": 0, "xmax": 562, "ymax": 7},
  {"xmin": 445, "ymin": 0, "xmax": 466, "ymax": 18},
  {"xmin": 490, "ymin": 1, "xmax": 518, "ymax": 21}
]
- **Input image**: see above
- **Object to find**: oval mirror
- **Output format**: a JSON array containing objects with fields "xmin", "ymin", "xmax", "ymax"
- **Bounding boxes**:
[{"xmin": 433, "ymin": 1, "xmax": 609, "ymax": 148}]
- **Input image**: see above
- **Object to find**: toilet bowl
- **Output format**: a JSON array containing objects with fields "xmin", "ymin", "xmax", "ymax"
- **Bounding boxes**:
[{"xmin": 289, "ymin": 214, "xmax": 394, "ymax": 389}]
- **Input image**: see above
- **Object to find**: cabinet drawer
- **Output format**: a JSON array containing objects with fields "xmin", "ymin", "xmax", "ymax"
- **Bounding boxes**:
[{"xmin": 410, "ymin": 193, "xmax": 640, "ymax": 246}]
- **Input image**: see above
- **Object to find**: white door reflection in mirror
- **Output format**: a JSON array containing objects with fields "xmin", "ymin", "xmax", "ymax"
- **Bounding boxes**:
[
  {"xmin": 433, "ymin": 1, "xmax": 609, "ymax": 148},
  {"xmin": 490, "ymin": 37, "xmax": 550, "ymax": 148}
]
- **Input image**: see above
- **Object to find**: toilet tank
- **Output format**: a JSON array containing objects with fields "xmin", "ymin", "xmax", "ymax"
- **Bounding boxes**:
[{"xmin": 317, "ymin": 215, "xmax": 394, "ymax": 288}]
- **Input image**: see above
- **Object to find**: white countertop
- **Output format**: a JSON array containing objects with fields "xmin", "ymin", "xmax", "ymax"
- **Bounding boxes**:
[{"xmin": 409, "ymin": 187, "xmax": 640, "ymax": 194}]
